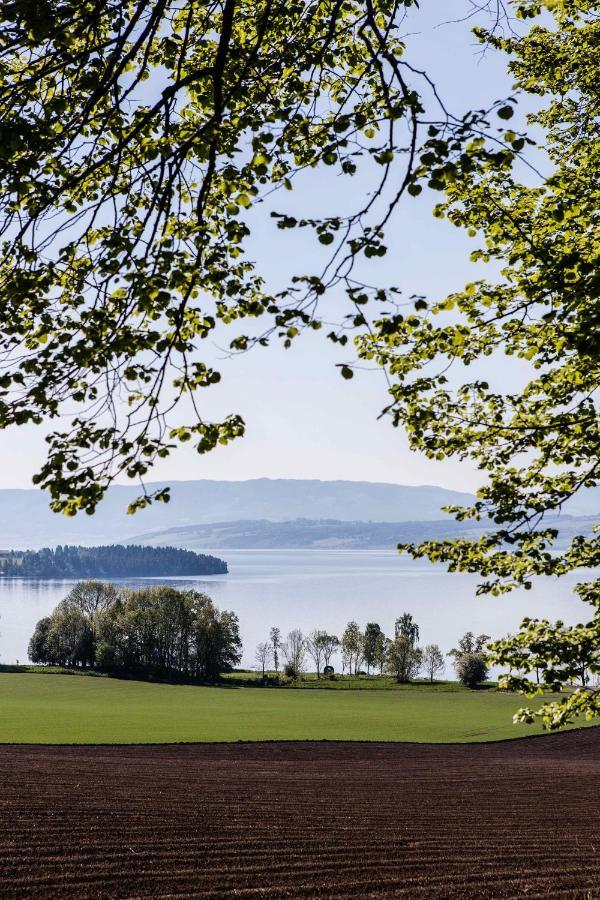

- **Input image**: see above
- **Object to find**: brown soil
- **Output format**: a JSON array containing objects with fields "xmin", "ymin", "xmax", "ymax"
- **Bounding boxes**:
[{"xmin": 1, "ymin": 730, "xmax": 599, "ymax": 899}]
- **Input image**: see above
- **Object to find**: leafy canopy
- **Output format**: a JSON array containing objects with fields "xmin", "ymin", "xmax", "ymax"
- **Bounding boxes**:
[
  {"xmin": 358, "ymin": 0, "xmax": 600, "ymax": 728},
  {"xmin": 0, "ymin": 0, "xmax": 456, "ymax": 515}
]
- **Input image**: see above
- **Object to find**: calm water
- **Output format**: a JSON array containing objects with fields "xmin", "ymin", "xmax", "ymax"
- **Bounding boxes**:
[{"xmin": 0, "ymin": 549, "xmax": 590, "ymax": 675}]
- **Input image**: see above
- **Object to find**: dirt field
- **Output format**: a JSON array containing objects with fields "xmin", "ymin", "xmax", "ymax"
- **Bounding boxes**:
[{"xmin": 1, "ymin": 730, "xmax": 599, "ymax": 899}]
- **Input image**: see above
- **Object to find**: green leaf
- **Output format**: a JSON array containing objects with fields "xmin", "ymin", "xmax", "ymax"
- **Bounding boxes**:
[{"xmin": 497, "ymin": 105, "xmax": 514, "ymax": 120}]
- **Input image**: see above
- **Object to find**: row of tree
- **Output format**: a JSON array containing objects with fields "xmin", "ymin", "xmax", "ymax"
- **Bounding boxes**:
[
  {"xmin": 256, "ymin": 616, "xmax": 491, "ymax": 687},
  {"xmin": 29, "ymin": 581, "xmax": 241, "ymax": 680}
]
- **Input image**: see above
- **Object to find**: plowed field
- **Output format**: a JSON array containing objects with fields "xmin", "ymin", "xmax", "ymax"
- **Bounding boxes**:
[{"xmin": 1, "ymin": 730, "xmax": 599, "ymax": 899}]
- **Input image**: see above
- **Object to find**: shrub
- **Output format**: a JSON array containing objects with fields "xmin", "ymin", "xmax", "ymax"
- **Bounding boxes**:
[
  {"xmin": 455, "ymin": 653, "xmax": 488, "ymax": 689},
  {"xmin": 284, "ymin": 662, "xmax": 299, "ymax": 680}
]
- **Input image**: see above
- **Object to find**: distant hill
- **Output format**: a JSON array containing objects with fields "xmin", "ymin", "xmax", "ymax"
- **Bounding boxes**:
[
  {"xmin": 0, "ymin": 544, "xmax": 227, "ymax": 578},
  {"xmin": 0, "ymin": 478, "xmax": 597, "ymax": 549},
  {"xmin": 0, "ymin": 479, "xmax": 475, "ymax": 548},
  {"xmin": 126, "ymin": 518, "xmax": 480, "ymax": 550},
  {"xmin": 126, "ymin": 515, "xmax": 597, "ymax": 551}
]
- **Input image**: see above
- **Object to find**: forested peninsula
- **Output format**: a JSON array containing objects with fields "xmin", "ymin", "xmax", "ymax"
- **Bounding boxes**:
[{"xmin": 0, "ymin": 544, "xmax": 227, "ymax": 578}]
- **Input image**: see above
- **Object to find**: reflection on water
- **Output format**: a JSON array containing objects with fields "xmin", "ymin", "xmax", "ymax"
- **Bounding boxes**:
[{"xmin": 0, "ymin": 549, "xmax": 590, "ymax": 674}]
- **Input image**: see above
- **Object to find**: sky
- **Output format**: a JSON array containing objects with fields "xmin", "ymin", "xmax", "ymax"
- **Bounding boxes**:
[{"xmin": 0, "ymin": 2, "xmax": 526, "ymax": 493}]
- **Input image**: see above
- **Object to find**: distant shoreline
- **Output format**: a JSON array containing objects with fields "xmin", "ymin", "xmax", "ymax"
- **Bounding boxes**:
[{"xmin": 0, "ymin": 543, "xmax": 228, "ymax": 579}]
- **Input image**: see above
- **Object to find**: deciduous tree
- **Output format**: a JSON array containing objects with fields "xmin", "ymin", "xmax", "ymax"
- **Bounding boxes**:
[
  {"xmin": 320, "ymin": 633, "xmax": 340, "ymax": 671},
  {"xmin": 394, "ymin": 613, "xmax": 419, "ymax": 647},
  {"xmin": 341, "ymin": 621, "xmax": 363, "ymax": 675},
  {"xmin": 455, "ymin": 653, "xmax": 488, "ymax": 690},
  {"xmin": 377, "ymin": 638, "xmax": 390, "ymax": 675},
  {"xmin": 363, "ymin": 622, "xmax": 385, "ymax": 674},
  {"xmin": 44, "ymin": 601, "xmax": 95, "ymax": 668},
  {"xmin": 305, "ymin": 630, "xmax": 328, "ymax": 678},
  {"xmin": 63, "ymin": 581, "xmax": 121, "ymax": 617},
  {"xmin": 358, "ymin": 0, "xmax": 600, "ymax": 729},
  {"xmin": 281, "ymin": 629, "xmax": 306, "ymax": 676},
  {"xmin": 386, "ymin": 634, "xmax": 422, "ymax": 683},
  {"xmin": 448, "ymin": 633, "xmax": 490, "ymax": 660},
  {"xmin": 255, "ymin": 641, "xmax": 272, "ymax": 678},
  {"xmin": 28, "ymin": 617, "xmax": 53, "ymax": 665},
  {"xmin": 422, "ymin": 644, "xmax": 445, "ymax": 682},
  {"xmin": 269, "ymin": 627, "xmax": 281, "ymax": 674},
  {"xmin": 0, "ymin": 0, "xmax": 464, "ymax": 516}
]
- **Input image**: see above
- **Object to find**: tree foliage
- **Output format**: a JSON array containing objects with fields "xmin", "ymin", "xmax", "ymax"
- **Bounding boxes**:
[
  {"xmin": 29, "ymin": 602, "xmax": 95, "ymax": 667},
  {"xmin": 341, "ymin": 620, "xmax": 363, "ymax": 674},
  {"xmin": 386, "ymin": 633, "xmax": 421, "ymax": 683},
  {"xmin": 269, "ymin": 626, "xmax": 281, "ymax": 673},
  {"xmin": 29, "ymin": 582, "xmax": 242, "ymax": 679},
  {"xmin": 0, "ymin": 544, "xmax": 226, "ymax": 577},
  {"xmin": 394, "ymin": 612, "xmax": 419, "ymax": 646},
  {"xmin": 357, "ymin": 0, "xmax": 600, "ymax": 728},
  {"xmin": 454, "ymin": 653, "xmax": 488, "ymax": 689},
  {"xmin": 448, "ymin": 632, "xmax": 490, "ymax": 660},
  {"xmin": 0, "ymin": 0, "xmax": 460, "ymax": 516},
  {"xmin": 281, "ymin": 628, "xmax": 306, "ymax": 675},
  {"xmin": 363, "ymin": 622, "xmax": 385, "ymax": 673},
  {"xmin": 60, "ymin": 580, "xmax": 120, "ymax": 616},
  {"xmin": 422, "ymin": 643, "xmax": 444, "ymax": 682},
  {"xmin": 306, "ymin": 629, "xmax": 339, "ymax": 676},
  {"xmin": 255, "ymin": 640, "xmax": 272, "ymax": 676},
  {"xmin": 305, "ymin": 629, "xmax": 326, "ymax": 677},
  {"xmin": 319, "ymin": 633, "xmax": 340, "ymax": 670}
]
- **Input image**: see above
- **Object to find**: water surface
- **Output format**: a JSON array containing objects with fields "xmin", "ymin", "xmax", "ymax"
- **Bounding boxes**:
[{"xmin": 0, "ymin": 549, "xmax": 590, "ymax": 675}]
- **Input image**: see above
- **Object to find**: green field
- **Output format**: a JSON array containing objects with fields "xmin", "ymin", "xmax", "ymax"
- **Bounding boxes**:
[
  {"xmin": 222, "ymin": 672, "xmax": 483, "ymax": 690},
  {"xmin": 0, "ymin": 673, "xmax": 586, "ymax": 744}
]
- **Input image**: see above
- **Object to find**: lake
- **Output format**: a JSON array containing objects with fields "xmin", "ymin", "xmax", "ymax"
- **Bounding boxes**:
[{"xmin": 0, "ymin": 549, "xmax": 590, "ymax": 676}]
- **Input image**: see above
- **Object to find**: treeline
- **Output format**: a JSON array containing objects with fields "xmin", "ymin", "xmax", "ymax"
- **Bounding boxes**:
[
  {"xmin": 29, "ymin": 581, "xmax": 241, "ymax": 680},
  {"xmin": 258, "ymin": 618, "xmax": 493, "ymax": 687},
  {"xmin": 0, "ymin": 544, "xmax": 227, "ymax": 577}
]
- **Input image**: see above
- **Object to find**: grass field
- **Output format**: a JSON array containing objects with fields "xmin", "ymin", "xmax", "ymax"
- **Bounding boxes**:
[
  {"xmin": 0, "ymin": 672, "xmax": 586, "ymax": 744},
  {"xmin": 0, "ymin": 665, "xmax": 489, "ymax": 690},
  {"xmin": 222, "ymin": 672, "xmax": 486, "ymax": 690}
]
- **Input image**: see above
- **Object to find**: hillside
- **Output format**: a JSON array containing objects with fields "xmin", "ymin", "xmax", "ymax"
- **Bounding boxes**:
[
  {"xmin": 127, "ymin": 515, "xmax": 596, "ymax": 551},
  {"xmin": 0, "ymin": 478, "xmax": 597, "ymax": 549},
  {"xmin": 0, "ymin": 479, "xmax": 475, "ymax": 548}
]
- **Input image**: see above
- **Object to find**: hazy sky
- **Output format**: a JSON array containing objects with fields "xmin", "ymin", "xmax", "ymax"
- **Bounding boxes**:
[{"xmin": 1, "ymin": 2, "xmax": 523, "ymax": 493}]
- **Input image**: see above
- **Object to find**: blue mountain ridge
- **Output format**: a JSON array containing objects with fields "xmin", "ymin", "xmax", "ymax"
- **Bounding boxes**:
[{"xmin": 0, "ymin": 478, "xmax": 596, "ymax": 550}]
